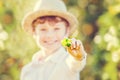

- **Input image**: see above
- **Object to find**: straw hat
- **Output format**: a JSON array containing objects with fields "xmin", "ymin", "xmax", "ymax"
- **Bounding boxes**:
[{"xmin": 22, "ymin": 0, "xmax": 78, "ymax": 35}]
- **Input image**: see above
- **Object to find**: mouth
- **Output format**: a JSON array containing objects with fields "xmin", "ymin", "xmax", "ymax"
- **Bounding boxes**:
[{"xmin": 44, "ymin": 40, "xmax": 57, "ymax": 45}]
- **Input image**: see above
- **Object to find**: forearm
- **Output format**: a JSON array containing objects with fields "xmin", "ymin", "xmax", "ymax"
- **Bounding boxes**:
[{"xmin": 66, "ymin": 51, "xmax": 87, "ymax": 72}]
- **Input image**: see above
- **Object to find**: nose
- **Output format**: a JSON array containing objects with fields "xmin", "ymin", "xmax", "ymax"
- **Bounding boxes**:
[
  {"xmin": 44, "ymin": 22, "xmax": 56, "ymax": 39},
  {"xmin": 45, "ymin": 30, "xmax": 55, "ymax": 38}
]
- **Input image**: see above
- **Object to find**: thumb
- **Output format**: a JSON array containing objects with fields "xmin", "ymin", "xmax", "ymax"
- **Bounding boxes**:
[{"xmin": 67, "ymin": 47, "xmax": 83, "ymax": 60}]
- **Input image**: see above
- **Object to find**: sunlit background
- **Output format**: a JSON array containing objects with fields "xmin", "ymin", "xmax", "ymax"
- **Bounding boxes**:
[{"xmin": 0, "ymin": 0, "xmax": 120, "ymax": 80}]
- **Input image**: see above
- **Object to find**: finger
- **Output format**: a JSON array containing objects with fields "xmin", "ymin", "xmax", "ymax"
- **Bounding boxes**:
[
  {"xmin": 67, "ymin": 47, "xmax": 74, "ymax": 56},
  {"xmin": 75, "ymin": 41, "xmax": 77, "ymax": 48},
  {"xmin": 70, "ymin": 38, "xmax": 76, "ymax": 49},
  {"xmin": 67, "ymin": 47, "xmax": 77, "ymax": 56},
  {"xmin": 76, "ymin": 40, "xmax": 81, "ymax": 50},
  {"xmin": 67, "ymin": 45, "xmax": 84, "ymax": 59}
]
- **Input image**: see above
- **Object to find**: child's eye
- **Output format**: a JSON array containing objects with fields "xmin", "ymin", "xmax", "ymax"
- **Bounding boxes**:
[
  {"xmin": 54, "ymin": 28, "xmax": 60, "ymax": 30},
  {"xmin": 40, "ymin": 29, "xmax": 46, "ymax": 31}
]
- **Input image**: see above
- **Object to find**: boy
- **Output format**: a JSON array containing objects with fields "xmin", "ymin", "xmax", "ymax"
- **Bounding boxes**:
[{"xmin": 20, "ymin": 0, "xmax": 87, "ymax": 80}]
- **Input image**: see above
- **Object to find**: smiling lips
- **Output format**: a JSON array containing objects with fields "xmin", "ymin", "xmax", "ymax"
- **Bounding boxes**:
[{"xmin": 44, "ymin": 40, "xmax": 57, "ymax": 45}]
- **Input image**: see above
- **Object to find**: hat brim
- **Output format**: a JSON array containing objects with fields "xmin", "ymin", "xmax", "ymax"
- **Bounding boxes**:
[{"xmin": 22, "ymin": 10, "xmax": 78, "ymax": 35}]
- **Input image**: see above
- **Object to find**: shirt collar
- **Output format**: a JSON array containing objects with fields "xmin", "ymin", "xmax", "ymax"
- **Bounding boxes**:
[{"xmin": 44, "ymin": 47, "xmax": 67, "ymax": 63}]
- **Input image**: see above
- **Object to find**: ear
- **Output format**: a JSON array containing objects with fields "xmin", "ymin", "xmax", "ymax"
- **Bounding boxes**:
[{"xmin": 32, "ymin": 31, "xmax": 37, "ymax": 39}]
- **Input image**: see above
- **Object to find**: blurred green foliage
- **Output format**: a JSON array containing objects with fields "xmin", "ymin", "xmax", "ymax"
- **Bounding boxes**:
[{"xmin": 0, "ymin": 0, "xmax": 120, "ymax": 80}]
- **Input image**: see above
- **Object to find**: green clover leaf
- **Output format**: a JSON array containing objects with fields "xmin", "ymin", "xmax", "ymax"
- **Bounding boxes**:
[{"xmin": 61, "ymin": 38, "xmax": 72, "ymax": 47}]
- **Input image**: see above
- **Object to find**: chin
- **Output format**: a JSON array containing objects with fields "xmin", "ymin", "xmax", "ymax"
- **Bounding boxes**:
[{"xmin": 45, "ymin": 45, "xmax": 61, "ymax": 50}]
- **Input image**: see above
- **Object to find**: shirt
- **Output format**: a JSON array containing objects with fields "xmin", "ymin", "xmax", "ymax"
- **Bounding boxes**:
[{"xmin": 20, "ymin": 47, "xmax": 87, "ymax": 80}]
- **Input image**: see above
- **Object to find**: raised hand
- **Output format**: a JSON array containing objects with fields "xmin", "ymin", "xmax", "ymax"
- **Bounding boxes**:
[{"xmin": 61, "ymin": 38, "xmax": 84, "ymax": 60}]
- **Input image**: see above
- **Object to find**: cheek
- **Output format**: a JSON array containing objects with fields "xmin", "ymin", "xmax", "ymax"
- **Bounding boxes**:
[
  {"xmin": 34, "ymin": 35, "xmax": 44, "ymax": 44},
  {"xmin": 58, "ymin": 27, "xmax": 69, "ymax": 37},
  {"xmin": 56, "ymin": 29, "xmax": 68, "ymax": 41}
]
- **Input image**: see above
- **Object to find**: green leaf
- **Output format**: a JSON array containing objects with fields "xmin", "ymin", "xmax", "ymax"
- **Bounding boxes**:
[{"xmin": 61, "ymin": 38, "xmax": 72, "ymax": 47}]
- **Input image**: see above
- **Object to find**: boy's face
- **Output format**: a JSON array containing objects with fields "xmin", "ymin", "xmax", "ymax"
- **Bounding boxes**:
[{"xmin": 33, "ymin": 19, "xmax": 69, "ymax": 52}]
